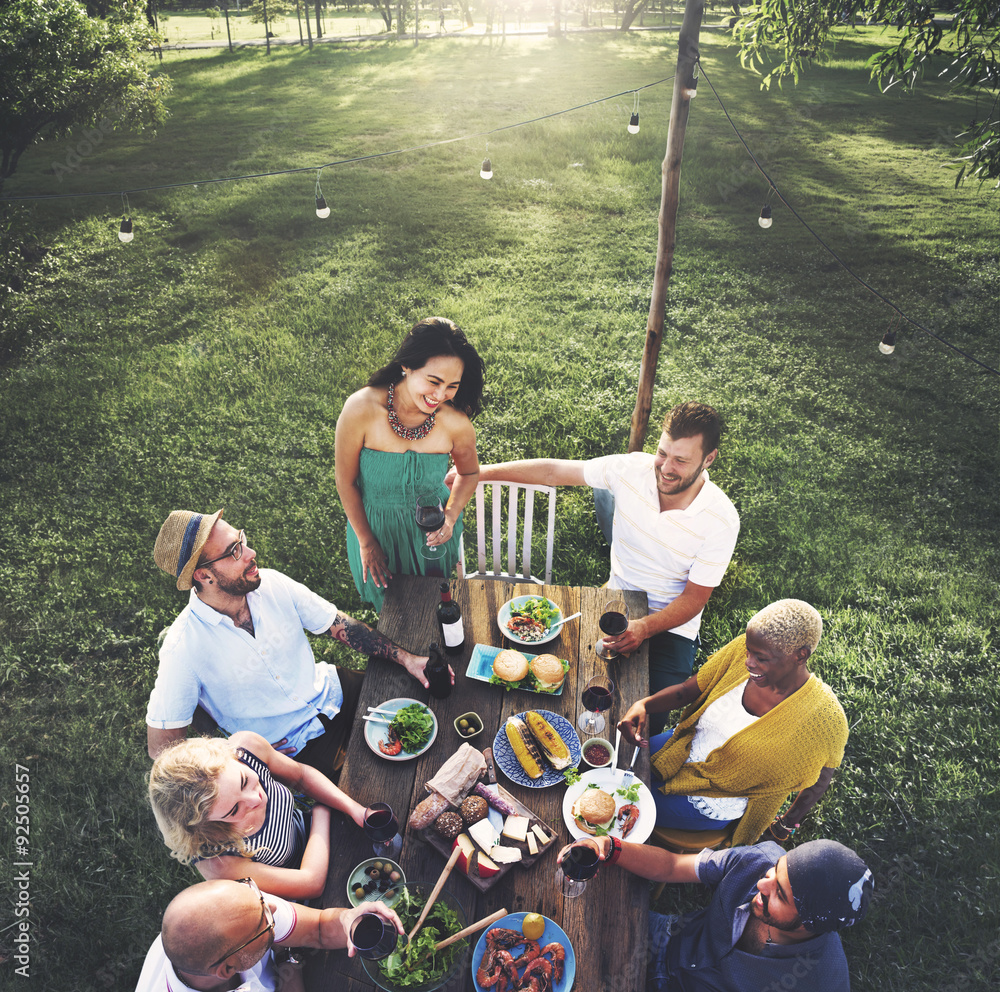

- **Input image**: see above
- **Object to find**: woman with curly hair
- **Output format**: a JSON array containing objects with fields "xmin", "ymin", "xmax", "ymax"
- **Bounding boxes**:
[
  {"xmin": 619, "ymin": 599, "xmax": 848, "ymax": 846},
  {"xmin": 335, "ymin": 316, "xmax": 484, "ymax": 610},
  {"xmin": 149, "ymin": 730, "xmax": 366, "ymax": 899}
]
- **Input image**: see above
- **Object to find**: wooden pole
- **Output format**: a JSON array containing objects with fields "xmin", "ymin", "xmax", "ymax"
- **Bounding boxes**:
[{"xmin": 627, "ymin": 0, "xmax": 703, "ymax": 452}]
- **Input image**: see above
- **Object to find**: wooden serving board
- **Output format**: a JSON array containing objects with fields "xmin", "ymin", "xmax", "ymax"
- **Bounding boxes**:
[{"xmin": 416, "ymin": 783, "xmax": 557, "ymax": 892}]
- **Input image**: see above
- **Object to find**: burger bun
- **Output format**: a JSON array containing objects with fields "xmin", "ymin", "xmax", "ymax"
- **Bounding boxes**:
[
  {"xmin": 529, "ymin": 653, "xmax": 566, "ymax": 692},
  {"xmin": 493, "ymin": 649, "xmax": 529, "ymax": 682},
  {"xmin": 571, "ymin": 788, "xmax": 616, "ymax": 835}
]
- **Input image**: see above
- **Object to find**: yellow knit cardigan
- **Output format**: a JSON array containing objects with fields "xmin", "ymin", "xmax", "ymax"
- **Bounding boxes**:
[{"xmin": 650, "ymin": 634, "xmax": 848, "ymax": 846}]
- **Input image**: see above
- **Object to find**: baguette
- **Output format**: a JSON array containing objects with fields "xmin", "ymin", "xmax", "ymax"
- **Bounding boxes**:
[{"xmin": 408, "ymin": 791, "xmax": 451, "ymax": 830}]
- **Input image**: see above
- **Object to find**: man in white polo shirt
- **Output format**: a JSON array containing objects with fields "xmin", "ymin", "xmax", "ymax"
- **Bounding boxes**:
[
  {"xmin": 135, "ymin": 876, "xmax": 402, "ymax": 992},
  {"xmin": 147, "ymin": 508, "xmax": 449, "ymax": 768},
  {"xmin": 461, "ymin": 403, "xmax": 739, "ymax": 734}
]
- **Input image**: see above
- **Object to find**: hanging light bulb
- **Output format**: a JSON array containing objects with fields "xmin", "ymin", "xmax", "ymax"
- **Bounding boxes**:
[
  {"xmin": 758, "ymin": 204, "xmax": 773, "ymax": 229},
  {"xmin": 118, "ymin": 217, "xmax": 134, "ymax": 243},
  {"xmin": 314, "ymin": 172, "xmax": 331, "ymax": 218},
  {"xmin": 879, "ymin": 329, "xmax": 897, "ymax": 355},
  {"xmin": 480, "ymin": 157, "xmax": 493, "ymax": 180},
  {"xmin": 628, "ymin": 112, "xmax": 640, "ymax": 134}
]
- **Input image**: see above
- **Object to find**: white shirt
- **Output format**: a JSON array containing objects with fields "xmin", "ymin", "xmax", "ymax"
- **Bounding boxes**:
[
  {"xmin": 583, "ymin": 454, "xmax": 740, "ymax": 639},
  {"xmin": 146, "ymin": 569, "xmax": 343, "ymax": 755},
  {"xmin": 135, "ymin": 896, "xmax": 297, "ymax": 992},
  {"xmin": 686, "ymin": 680, "xmax": 757, "ymax": 820}
]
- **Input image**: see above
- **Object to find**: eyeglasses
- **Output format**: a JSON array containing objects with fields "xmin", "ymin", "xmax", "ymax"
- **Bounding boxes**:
[
  {"xmin": 198, "ymin": 530, "xmax": 246, "ymax": 569},
  {"xmin": 208, "ymin": 877, "xmax": 275, "ymax": 970}
]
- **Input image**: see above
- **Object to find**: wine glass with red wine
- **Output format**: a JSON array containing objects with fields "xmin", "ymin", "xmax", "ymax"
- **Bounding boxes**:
[
  {"xmin": 596, "ymin": 598, "xmax": 630, "ymax": 661},
  {"xmin": 415, "ymin": 491, "xmax": 446, "ymax": 564},
  {"xmin": 363, "ymin": 802, "xmax": 402, "ymax": 859},
  {"xmin": 578, "ymin": 674, "xmax": 615, "ymax": 734},
  {"xmin": 555, "ymin": 843, "xmax": 601, "ymax": 898},
  {"xmin": 350, "ymin": 912, "xmax": 399, "ymax": 960}
]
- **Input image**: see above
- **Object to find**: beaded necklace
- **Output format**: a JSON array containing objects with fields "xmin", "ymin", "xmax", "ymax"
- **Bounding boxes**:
[{"xmin": 387, "ymin": 381, "xmax": 437, "ymax": 441}]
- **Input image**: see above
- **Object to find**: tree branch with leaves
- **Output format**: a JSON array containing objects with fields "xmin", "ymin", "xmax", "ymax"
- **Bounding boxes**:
[{"xmin": 732, "ymin": 1, "xmax": 999, "ymax": 186}]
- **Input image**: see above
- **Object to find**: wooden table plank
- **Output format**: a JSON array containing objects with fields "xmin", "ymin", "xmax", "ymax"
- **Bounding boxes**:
[{"xmin": 309, "ymin": 576, "xmax": 651, "ymax": 992}]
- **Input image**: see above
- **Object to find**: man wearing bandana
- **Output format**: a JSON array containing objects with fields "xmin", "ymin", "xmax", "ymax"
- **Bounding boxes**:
[{"xmin": 557, "ymin": 836, "xmax": 874, "ymax": 991}]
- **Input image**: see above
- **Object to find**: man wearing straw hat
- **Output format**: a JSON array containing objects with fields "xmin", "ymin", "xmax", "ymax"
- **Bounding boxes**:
[{"xmin": 147, "ymin": 508, "xmax": 445, "ymax": 771}]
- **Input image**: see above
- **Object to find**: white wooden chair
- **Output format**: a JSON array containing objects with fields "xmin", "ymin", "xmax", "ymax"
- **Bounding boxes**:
[{"xmin": 459, "ymin": 482, "xmax": 557, "ymax": 584}]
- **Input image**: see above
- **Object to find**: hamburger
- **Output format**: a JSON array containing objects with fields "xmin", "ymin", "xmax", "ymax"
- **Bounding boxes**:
[
  {"xmin": 529, "ymin": 653, "xmax": 566, "ymax": 693},
  {"xmin": 492, "ymin": 649, "xmax": 529, "ymax": 683},
  {"xmin": 571, "ymin": 787, "xmax": 617, "ymax": 836}
]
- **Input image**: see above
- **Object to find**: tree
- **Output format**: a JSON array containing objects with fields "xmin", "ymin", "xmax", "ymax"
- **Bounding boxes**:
[
  {"xmin": 0, "ymin": 0, "xmax": 170, "ymax": 193},
  {"xmin": 618, "ymin": 0, "xmax": 648, "ymax": 32},
  {"xmin": 733, "ymin": 1, "xmax": 1000, "ymax": 186}
]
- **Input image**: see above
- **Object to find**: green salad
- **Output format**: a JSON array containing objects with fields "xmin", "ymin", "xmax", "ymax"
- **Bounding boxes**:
[
  {"xmin": 378, "ymin": 885, "xmax": 466, "ymax": 988},
  {"xmin": 390, "ymin": 704, "xmax": 435, "ymax": 753},
  {"xmin": 510, "ymin": 596, "xmax": 561, "ymax": 628}
]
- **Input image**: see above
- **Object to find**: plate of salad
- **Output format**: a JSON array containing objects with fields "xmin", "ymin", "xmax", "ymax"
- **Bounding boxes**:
[
  {"xmin": 364, "ymin": 882, "xmax": 469, "ymax": 991},
  {"xmin": 364, "ymin": 698, "xmax": 438, "ymax": 762},
  {"xmin": 497, "ymin": 595, "xmax": 563, "ymax": 646}
]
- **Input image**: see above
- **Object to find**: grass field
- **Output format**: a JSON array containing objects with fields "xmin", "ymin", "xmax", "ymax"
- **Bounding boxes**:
[{"xmin": 1, "ymin": 25, "xmax": 998, "ymax": 992}]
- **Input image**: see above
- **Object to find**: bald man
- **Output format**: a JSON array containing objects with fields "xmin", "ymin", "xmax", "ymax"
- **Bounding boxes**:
[{"xmin": 135, "ymin": 877, "xmax": 402, "ymax": 992}]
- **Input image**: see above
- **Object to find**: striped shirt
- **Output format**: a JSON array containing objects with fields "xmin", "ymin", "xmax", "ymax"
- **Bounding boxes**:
[{"xmin": 583, "ymin": 454, "xmax": 739, "ymax": 640}]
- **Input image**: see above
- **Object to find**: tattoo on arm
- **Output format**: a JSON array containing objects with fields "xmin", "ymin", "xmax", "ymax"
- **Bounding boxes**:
[{"xmin": 335, "ymin": 617, "xmax": 401, "ymax": 663}]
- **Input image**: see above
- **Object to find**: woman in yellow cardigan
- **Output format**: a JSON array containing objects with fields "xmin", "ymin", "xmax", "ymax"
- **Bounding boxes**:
[{"xmin": 618, "ymin": 599, "xmax": 848, "ymax": 847}]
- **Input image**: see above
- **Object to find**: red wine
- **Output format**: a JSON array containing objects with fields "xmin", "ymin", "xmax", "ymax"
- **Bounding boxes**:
[
  {"xmin": 424, "ymin": 642, "xmax": 452, "ymax": 699},
  {"xmin": 582, "ymin": 685, "xmax": 613, "ymax": 712},
  {"xmin": 351, "ymin": 913, "xmax": 398, "ymax": 959},
  {"xmin": 364, "ymin": 805, "xmax": 399, "ymax": 842},
  {"xmin": 437, "ymin": 582, "xmax": 465, "ymax": 655},
  {"xmin": 416, "ymin": 507, "xmax": 446, "ymax": 532},
  {"xmin": 562, "ymin": 845, "xmax": 601, "ymax": 881},
  {"xmin": 599, "ymin": 611, "xmax": 628, "ymax": 636}
]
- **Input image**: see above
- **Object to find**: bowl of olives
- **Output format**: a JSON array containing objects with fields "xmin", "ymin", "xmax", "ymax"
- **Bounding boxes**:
[
  {"xmin": 346, "ymin": 857, "xmax": 405, "ymax": 907},
  {"xmin": 453, "ymin": 712, "xmax": 484, "ymax": 740}
]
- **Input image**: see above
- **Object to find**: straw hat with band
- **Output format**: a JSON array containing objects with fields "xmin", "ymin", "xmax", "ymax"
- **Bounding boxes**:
[{"xmin": 154, "ymin": 509, "xmax": 225, "ymax": 591}]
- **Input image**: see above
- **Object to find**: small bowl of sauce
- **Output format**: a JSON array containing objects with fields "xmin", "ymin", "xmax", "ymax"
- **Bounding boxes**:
[{"xmin": 581, "ymin": 737, "xmax": 613, "ymax": 768}]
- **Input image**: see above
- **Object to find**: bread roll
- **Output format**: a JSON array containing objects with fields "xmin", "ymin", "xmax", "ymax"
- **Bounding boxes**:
[{"xmin": 493, "ymin": 649, "xmax": 529, "ymax": 682}]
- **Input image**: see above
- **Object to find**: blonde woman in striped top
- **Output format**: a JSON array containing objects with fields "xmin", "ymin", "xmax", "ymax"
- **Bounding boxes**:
[{"xmin": 149, "ymin": 731, "xmax": 366, "ymax": 899}]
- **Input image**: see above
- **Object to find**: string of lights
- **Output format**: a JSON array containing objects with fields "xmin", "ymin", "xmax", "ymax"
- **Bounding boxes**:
[
  {"xmin": 697, "ymin": 62, "xmax": 999, "ymax": 377},
  {"xmin": 0, "ymin": 76, "xmax": 676, "ymax": 203},
  {"xmin": 4, "ymin": 64, "xmax": 995, "ymax": 375}
]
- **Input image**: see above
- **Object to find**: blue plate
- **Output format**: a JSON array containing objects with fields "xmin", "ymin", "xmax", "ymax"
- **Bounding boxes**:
[
  {"xmin": 493, "ymin": 710, "xmax": 581, "ymax": 788},
  {"xmin": 465, "ymin": 643, "xmax": 566, "ymax": 696},
  {"xmin": 471, "ymin": 913, "xmax": 575, "ymax": 992}
]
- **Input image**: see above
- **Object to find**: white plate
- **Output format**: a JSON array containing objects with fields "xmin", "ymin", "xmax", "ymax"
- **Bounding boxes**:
[
  {"xmin": 497, "ymin": 595, "xmax": 563, "ymax": 647},
  {"xmin": 363, "ymin": 698, "xmax": 438, "ymax": 762},
  {"xmin": 561, "ymin": 767, "xmax": 655, "ymax": 844},
  {"xmin": 492, "ymin": 710, "xmax": 581, "ymax": 788}
]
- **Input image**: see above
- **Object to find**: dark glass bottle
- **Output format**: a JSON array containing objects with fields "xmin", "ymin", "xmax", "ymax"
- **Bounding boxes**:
[
  {"xmin": 437, "ymin": 581, "xmax": 465, "ymax": 655},
  {"xmin": 424, "ymin": 642, "xmax": 452, "ymax": 699}
]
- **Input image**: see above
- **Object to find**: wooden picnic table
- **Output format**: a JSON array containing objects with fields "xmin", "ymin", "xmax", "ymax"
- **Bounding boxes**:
[{"xmin": 306, "ymin": 575, "xmax": 651, "ymax": 992}]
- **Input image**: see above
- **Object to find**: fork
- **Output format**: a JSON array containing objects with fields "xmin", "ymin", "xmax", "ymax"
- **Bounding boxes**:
[{"xmin": 620, "ymin": 746, "xmax": 639, "ymax": 788}]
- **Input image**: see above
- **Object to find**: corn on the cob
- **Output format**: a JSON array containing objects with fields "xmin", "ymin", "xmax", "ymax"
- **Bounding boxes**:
[
  {"xmin": 524, "ymin": 711, "xmax": 571, "ymax": 770},
  {"xmin": 505, "ymin": 716, "xmax": 544, "ymax": 779}
]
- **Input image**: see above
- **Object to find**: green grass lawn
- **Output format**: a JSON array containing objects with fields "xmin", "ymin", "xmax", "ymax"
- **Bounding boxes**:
[{"xmin": 1, "ymin": 27, "xmax": 998, "ymax": 992}]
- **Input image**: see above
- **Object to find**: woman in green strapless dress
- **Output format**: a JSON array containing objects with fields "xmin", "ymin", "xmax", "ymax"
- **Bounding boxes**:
[{"xmin": 335, "ymin": 318, "xmax": 485, "ymax": 611}]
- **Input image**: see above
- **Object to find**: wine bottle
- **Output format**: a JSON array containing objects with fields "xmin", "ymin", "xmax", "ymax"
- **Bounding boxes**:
[
  {"xmin": 436, "ymin": 581, "xmax": 465, "ymax": 655},
  {"xmin": 424, "ymin": 642, "xmax": 452, "ymax": 699}
]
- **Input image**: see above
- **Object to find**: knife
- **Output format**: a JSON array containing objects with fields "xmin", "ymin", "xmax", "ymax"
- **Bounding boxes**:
[{"xmin": 481, "ymin": 747, "xmax": 506, "ymax": 837}]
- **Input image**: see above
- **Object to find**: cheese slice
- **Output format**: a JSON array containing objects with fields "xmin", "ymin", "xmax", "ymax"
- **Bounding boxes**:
[
  {"xmin": 468, "ymin": 818, "xmax": 497, "ymax": 852},
  {"xmin": 501, "ymin": 815, "xmax": 530, "ymax": 843},
  {"xmin": 490, "ymin": 845, "xmax": 523, "ymax": 864},
  {"xmin": 526, "ymin": 831, "xmax": 539, "ymax": 856},
  {"xmin": 531, "ymin": 823, "xmax": 550, "ymax": 845}
]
